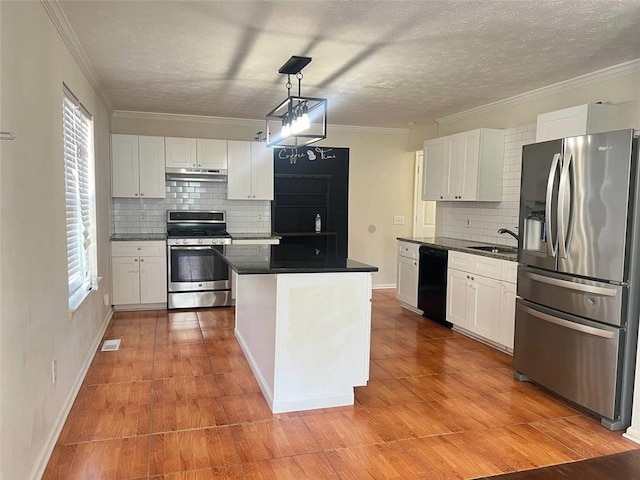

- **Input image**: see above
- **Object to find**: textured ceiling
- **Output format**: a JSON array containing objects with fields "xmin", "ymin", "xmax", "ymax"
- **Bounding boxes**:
[{"xmin": 58, "ymin": 0, "xmax": 640, "ymax": 128}]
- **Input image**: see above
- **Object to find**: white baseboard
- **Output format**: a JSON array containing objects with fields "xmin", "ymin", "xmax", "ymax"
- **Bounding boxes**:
[
  {"xmin": 373, "ymin": 284, "xmax": 395, "ymax": 290},
  {"xmin": 623, "ymin": 426, "xmax": 640, "ymax": 445},
  {"xmin": 113, "ymin": 302, "xmax": 166, "ymax": 311},
  {"xmin": 29, "ymin": 307, "xmax": 113, "ymax": 480}
]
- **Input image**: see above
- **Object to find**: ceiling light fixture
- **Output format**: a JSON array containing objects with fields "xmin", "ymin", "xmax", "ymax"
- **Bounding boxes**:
[{"xmin": 266, "ymin": 56, "xmax": 327, "ymax": 148}]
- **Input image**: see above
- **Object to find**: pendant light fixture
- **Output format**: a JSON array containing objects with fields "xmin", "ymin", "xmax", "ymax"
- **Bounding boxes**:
[{"xmin": 265, "ymin": 56, "xmax": 327, "ymax": 148}]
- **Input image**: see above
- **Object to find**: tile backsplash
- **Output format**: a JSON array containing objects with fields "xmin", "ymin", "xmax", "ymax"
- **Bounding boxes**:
[
  {"xmin": 110, "ymin": 181, "xmax": 271, "ymax": 235},
  {"xmin": 438, "ymin": 124, "xmax": 536, "ymax": 247}
]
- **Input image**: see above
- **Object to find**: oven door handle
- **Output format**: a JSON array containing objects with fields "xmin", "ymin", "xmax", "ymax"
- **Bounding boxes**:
[{"xmin": 169, "ymin": 246, "xmax": 213, "ymax": 251}]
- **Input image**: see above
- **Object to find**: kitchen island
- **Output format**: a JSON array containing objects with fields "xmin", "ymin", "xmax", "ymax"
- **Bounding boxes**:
[{"xmin": 216, "ymin": 244, "xmax": 378, "ymax": 413}]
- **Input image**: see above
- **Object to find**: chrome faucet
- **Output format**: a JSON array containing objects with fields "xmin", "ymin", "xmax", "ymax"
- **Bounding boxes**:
[{"xmin": 498, "ymin": 228, "xmax": 519, "ymax": 242}]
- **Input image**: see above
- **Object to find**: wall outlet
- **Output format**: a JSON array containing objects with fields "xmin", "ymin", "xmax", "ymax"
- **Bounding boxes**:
[
  {"xmin": 51, "ymin": 358, "xmax": 57, "ymax": 384},
  {"xmin": 393, "ymin": 216, "xmax": 405, "ymax": 225},
  {"xmin": 139, "ymin": 212, "xmax": 145, "ymax": 222},
  {"xmin": 103, "ymin": 293, "xmax": 110, "ymax": 306}
]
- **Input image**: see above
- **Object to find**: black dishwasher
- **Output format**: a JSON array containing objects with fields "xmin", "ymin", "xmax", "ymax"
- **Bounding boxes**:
[{"xmin": 418, "ymin": 246, "xmax": 451, "ymax": 328}]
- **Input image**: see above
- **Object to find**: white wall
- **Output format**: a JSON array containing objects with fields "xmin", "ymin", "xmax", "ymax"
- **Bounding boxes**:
[
  {"xmin": 0, "ymin": 3, "xmax": 112, "ymax": 479},
  {"xmin": 111, "ymin": 114, "xmax": 414, "ymax": 287}
]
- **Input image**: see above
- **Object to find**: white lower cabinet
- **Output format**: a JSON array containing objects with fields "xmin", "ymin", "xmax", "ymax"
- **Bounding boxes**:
[
  {"xmin": 111, "ymin": 241, "xmax": 167, "ymax": 306},
  {"xmin": 446, "ymin": 251, "xmax": 516, "ymax": 351},
  {"xmin": 396, "ymin": 241, "xmax": 420, "ymax": 310}
]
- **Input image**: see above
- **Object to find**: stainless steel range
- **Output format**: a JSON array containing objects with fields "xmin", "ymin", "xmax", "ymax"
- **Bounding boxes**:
[{"xmin": 166, "ymin": 210, "xmax": 232, "ymax": 309}]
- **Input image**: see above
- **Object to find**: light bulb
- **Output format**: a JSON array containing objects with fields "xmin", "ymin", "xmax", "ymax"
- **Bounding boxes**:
[
  {"xmin": 300, "ymin": 105, "xmax": 310, "ymax": 131},
  {"xmin": 281, "ymin": 117, "xmax": 290, "ymax": 137}
]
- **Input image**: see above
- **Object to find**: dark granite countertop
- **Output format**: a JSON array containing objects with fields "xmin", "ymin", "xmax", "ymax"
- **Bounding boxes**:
[
  {"xmin": 230, "ymin": 233, "xmax": 282, "ymax": 241},
  {"xmin": 397, "ymin": 236, "xmax": 518, "ymax": 261},
  {"xmin": 217, "ymin": 244, "xmax": 378, "ymax": 275},
  {"xmin": 110, "ymin": 234, "xmax": 167, "ymax": 241}
]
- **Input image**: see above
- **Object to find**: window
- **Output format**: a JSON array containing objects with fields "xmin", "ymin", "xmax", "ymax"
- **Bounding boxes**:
[{"xmin": 63, "ymin": 85, "xmax": 96, "ymax": 308}]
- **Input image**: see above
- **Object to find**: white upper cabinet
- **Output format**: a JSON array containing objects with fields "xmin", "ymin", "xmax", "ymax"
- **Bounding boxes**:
[
  {"xmin": 165, "ymin": 137, "xmax": 197, "ymax": 168},
  {"xmin": 166, "ymin": 137, "xmax": 228, "ymax": 170},
  {"xmin": 227, "ymin": 141, "xmax": 273, "ymax": 200},
  {"xmin": 196, "ymin": 139, "xmax": 228, "ymax": 170},
  {"xmin": 535, "ymin": 103, "xmax": 620, "ymax": 142},
  {"xmin": 422, "ymin": 128, "xmax": 504, "ymax": 202},
  {"xmin": 422, "ymin": 137, "xmax": 446, "ymax": 200},
  {"xmin": 111, "ymin": 134, "xmax": 165, "ymax": 198}
]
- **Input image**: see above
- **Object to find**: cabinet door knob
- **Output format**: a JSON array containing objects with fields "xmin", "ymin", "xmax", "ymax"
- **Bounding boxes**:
[
  {"xmin": 135, "ymin": 193, "xmax": 139, "ymax": 196},
  {"xmin": 134, "ymin": 258, "xmax": 138, "ymax": 262},
  {"xmin": 138, "ymin": 247, "xmax": 141, "ymax": 250},
  {"xmin": 140, "ymin": 259, "xmax": 144, "ymax": 262},
  {"xmin": 140, "ymin": 193, "xmax": 144, "ymax": 197}
]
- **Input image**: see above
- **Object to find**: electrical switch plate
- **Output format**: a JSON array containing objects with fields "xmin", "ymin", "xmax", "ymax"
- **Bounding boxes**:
[
  {"xmin": 393, "ymin": 216, "xmax": 405, "ymax": 225},
  {"xmin": 139, "ymin": 212, "xmax": 145, "ymax": 222}
]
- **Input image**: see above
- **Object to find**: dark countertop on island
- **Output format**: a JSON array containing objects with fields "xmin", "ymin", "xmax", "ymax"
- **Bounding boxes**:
[
  {"xmin": 217, "ymin": 244, "xmax": 378, "ymax": 275},
  {"xmin": 397, "ymin": 236, "xmax": 518, "ymax": 261},
  {"xmin": 230, "ymin": 233, "xmax": 282, "ymax": 241}
]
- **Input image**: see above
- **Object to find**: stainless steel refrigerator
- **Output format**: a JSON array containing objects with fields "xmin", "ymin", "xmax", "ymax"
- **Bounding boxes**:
[{"xmin": 514, "ymin": 129, "xmax": 640, "ymax": 430}]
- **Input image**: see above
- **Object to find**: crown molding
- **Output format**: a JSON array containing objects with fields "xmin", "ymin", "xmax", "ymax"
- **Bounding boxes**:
[
  {"xmin": 437, "ymin": 58, "xmax": 640, "ymax": 125},
  {"xmin": 112, "ymin": 110, "xmax": 265, "ymax": 127},
  {"xmin": 112, "ymin": 111, "xmax": 409, "ymax": 135},
  {"xmin": 41, "ymin": 0, "xmax": 113, "ymax": 113}
]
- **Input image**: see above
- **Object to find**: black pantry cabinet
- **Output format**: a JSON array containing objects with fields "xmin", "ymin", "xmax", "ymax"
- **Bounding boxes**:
[{"xmin": 272, "ymin": 147, "xmax": 349, "ymax": 257}]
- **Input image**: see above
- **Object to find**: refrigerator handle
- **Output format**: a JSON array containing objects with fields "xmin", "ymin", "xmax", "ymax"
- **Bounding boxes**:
[
  {"xmin": 558, "ymin": 151, "xmax": 574, "ymax": 259},
  {"xmin": 545, "ymin": 153, "xmax": 561, "ymax": 258},
  {"xmin": 519, "ymin": 304, "xmax": 614, "ymax": 339}
]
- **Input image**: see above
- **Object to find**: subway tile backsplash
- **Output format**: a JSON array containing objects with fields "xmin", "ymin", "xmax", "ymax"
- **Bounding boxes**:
[
  {"xmin": 110, "ymin": 181, "xmax": 271, "ymax": 235},
  {"xmin": 438, "ymin": 124, "xmax": 536, "ymax": 247}
]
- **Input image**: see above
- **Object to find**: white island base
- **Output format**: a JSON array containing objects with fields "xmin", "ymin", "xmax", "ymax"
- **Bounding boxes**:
[{"xmin": 234, "ymin": 271, "xmax": 373, "ymax": 413}]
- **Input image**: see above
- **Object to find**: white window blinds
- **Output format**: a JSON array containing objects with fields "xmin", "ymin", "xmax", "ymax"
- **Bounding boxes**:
[{"xmin": 63, "ymin": 86, "xmax": 95, "ymax": 301}]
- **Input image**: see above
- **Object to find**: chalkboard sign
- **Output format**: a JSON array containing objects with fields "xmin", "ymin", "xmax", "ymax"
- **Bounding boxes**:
[
  {"xmin": 274, "ymin": 146, "xmax": 349, "ymax": 166},
  {"xmin": 272, "ymin": 147, "xmax": 349, "ymax": 257}
]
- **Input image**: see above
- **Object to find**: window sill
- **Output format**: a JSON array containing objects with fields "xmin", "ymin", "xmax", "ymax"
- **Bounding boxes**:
[{"xmin": 68, "ymin": 276, "xmax": 103, "ymax": 313}]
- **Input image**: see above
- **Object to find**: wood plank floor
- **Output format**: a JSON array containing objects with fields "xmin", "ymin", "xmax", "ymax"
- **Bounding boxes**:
[{"xmin": 43, "ymin": 289, "xmax": 639, "ymax": 479}]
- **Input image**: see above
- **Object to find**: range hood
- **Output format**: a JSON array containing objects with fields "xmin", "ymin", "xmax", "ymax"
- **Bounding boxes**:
[{"xmin": 165, "ymin": 167, "xmax": 227, "ymax": 182}]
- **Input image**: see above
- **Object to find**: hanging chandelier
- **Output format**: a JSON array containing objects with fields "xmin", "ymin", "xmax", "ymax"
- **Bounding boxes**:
[{"xmin": 265, "ymin": 56, "xmax": 327, "ymax": 148}]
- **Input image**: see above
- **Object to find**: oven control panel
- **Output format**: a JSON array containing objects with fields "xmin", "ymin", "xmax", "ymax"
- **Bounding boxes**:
[{"xmin": 167, "ymin": 237, "xmax": 232, "ymax": 246}]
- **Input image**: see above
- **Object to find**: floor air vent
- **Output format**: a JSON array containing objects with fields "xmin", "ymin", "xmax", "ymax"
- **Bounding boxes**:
[{"xmin": 101, "ymin": 339, "xmax": 121, "ymax": 352}]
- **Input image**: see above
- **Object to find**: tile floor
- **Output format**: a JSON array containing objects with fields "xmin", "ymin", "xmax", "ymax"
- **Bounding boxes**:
[{"xmin": 43, "ymin": 289, "xmax": 638, "ymax": 479}]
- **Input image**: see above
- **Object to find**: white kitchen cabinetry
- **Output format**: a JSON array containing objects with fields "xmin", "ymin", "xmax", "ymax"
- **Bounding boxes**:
[
  {"xmin": 227, "ymin": 141, "xmax": 274, "ymax": 200},
  {"xmin": 165, "ymin": 137, "xmax": 228, "ymax": 170},
  {"xmin": 422, "ymin": 128, "xmax": 504, "ymax": 202},
  {"xmin": 111, "ymin": 134, "xmax": 166, "ymax": 198},
  {"xmin": 446, "ymin": 250, "xmax": 516, "ymax": 351},
  {"xmin": 536, "ymin": 103, "xmax": 620, "ymax": 142},
  {"xmin": 396, "ymin": 241, "xmax": 420, "ymax": 312},
  {"xmin": 111, "ymin": 241, "xmax": 167, "ymax": 307}
]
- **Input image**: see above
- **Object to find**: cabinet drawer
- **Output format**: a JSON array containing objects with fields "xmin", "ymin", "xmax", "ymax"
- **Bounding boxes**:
[
  {"xmin": 449, "ymin": 250, "xmax": 503, "ymax": 278},
  {"xmin": 501, "ymin": 261, "xmax": 517, "ymax": 284},
  {"xmin": 397, "ymin": 241, "xmax": 419, "ymax": 260},
  {"xmin": 111, "ymin": 241, "xmax": 166, "ymax": 257}
]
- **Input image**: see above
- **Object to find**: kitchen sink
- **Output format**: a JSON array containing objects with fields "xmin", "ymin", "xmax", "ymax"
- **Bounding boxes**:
[{"xmin": 468, "ymin": 245, "xmax": 517, "ymax": 254}]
